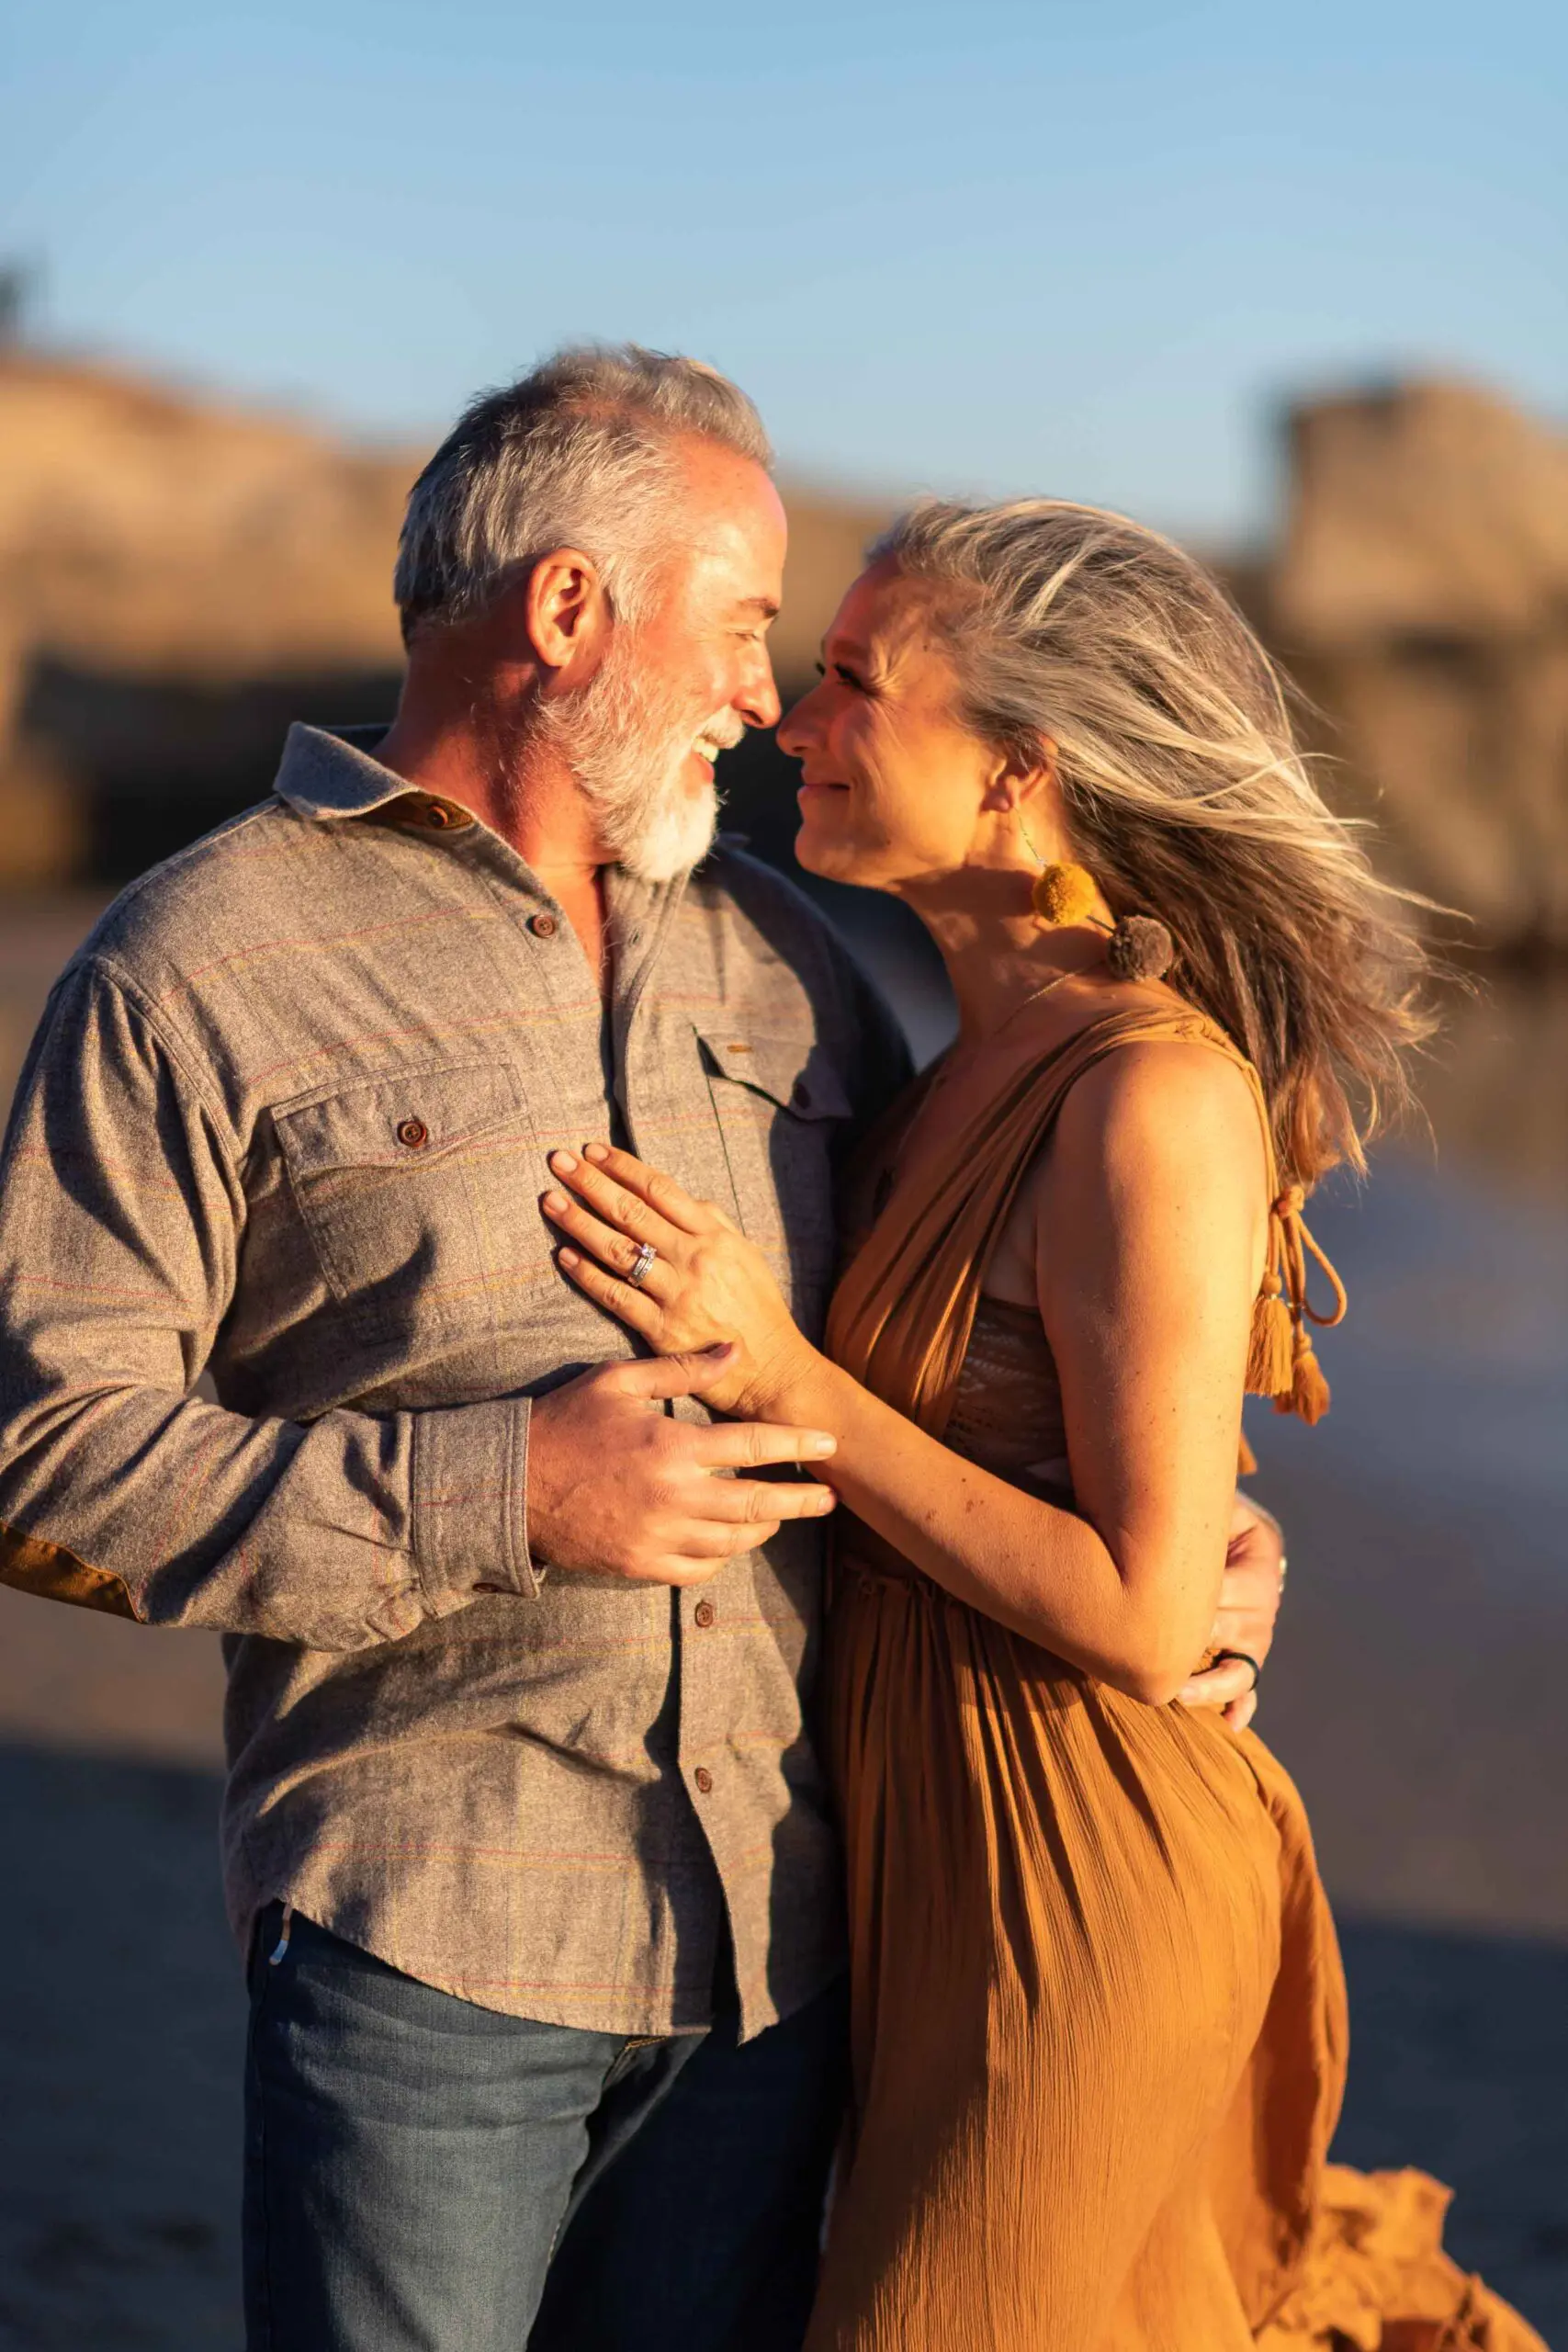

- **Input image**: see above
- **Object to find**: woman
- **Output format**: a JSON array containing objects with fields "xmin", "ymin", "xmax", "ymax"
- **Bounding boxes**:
[{"xmin": 538, "ymin": 501, "xmax": 1542, "ymax": 2350}]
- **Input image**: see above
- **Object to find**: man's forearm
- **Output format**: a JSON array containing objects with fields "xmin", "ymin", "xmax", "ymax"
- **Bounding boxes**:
[{"xmin": 0, "ymin": 1379, "xmax": 536, "ymax": 1647}]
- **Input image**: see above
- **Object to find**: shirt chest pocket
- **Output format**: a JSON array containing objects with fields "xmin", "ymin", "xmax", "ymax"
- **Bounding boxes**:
[
  {"xmin": 272, "ymin": 1062, "xmax": 539, "ymax": 1350},
  {"xmin": 696, "ymin": 1028, "xmax": 852, "ymax": 1317}
]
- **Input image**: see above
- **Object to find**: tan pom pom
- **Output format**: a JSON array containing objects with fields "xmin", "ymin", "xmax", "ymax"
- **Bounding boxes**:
[
  {"xmin": 1105, "ymin": 914, "xmax": 1176, "ymax": 981},
  {"xmin": 1031, "ymin": 862, "xmax": 1100, "ymax": 927}
]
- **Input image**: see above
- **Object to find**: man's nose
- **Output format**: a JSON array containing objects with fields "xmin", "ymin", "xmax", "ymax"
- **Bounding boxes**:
[{"xmin": 738, "ymin": 646, "xmax": 783, "ymax": 733}]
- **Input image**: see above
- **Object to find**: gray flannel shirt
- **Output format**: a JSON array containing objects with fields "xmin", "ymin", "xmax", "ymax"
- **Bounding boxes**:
[{"xmin": 0, "ymin": 724, "xmax": 909, "ymax": 2038}]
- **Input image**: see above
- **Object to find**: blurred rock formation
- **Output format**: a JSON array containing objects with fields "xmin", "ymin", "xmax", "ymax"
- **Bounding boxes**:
[
  {"xmin": 2, "ymin": 351, "xmax": 1564, "ymax": 951},
  {"xmin": 1269, "ymin": 381, "xmax": 1568, "ymax": 956}
]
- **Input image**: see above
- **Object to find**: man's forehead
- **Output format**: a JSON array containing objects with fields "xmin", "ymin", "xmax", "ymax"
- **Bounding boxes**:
[{"xmin": 672, "ymin": 465, "xmax": 786, "ymax": 595}]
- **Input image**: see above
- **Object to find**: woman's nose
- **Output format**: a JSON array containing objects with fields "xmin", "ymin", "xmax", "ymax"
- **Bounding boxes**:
[{"xmin": 777, "ymin": 684, "xmax": 824, "ymax": 758}]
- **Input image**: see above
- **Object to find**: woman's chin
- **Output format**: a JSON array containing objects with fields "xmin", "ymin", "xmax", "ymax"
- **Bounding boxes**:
[
  {"xmin": 795, "ymin": 826, "xmax": 908, "ymax": 895},
  {"xmin": 795, "ymin": 822, "xmax": 868, "ymax": 885}
]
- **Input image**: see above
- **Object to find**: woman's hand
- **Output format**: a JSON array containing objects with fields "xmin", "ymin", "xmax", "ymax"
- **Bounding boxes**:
[
  {"xmin": 542, "ymin": 1144, "xmax": 820, "ymax": 1419},
  {"xmin": 1173, "ymin": 1493, "xmax": 1286, "ymax": 1731}
]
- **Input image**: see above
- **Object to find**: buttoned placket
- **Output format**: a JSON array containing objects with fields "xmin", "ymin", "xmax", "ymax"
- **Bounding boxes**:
[{"xmin": 416, "ymin": 820, "xmax": 736, "ymax": 2002}]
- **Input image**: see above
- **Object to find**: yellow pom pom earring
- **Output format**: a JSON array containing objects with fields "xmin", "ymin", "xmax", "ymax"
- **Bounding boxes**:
[
  {"xmin": 1030, "ymin": 861, "xmax": 1101, "ymax": 928},
  {"xmin": 1024, "ymin": 845, "xmax": 1178, "ymax": 986}
]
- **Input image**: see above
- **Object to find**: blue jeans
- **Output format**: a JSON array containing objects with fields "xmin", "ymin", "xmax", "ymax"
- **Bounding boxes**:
[{"xmin": 243, "ymin": 1905, "xmax": 847, "ymax": 2351}]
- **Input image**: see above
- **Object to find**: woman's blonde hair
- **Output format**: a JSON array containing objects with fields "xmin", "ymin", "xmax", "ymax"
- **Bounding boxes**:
[{"xmin": 870, "ymin": 497, "xmax": 1434, "ymax": 1189}]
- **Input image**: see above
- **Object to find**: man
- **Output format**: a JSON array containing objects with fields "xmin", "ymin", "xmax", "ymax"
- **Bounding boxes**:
[{"xmin": 0, "ymin": 345, "xmax": 1282, "ymax": 2350}]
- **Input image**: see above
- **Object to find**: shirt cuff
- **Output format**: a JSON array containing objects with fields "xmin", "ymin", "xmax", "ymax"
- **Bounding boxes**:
[{"xmin": 411, "ymin": 1394, "xmax": 541, "ymax": 1607}]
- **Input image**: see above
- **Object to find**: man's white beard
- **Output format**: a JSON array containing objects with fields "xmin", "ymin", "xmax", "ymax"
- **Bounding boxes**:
[{"xmin": 538, "ymin": 628, "xmax": 744, "ymax": 884}]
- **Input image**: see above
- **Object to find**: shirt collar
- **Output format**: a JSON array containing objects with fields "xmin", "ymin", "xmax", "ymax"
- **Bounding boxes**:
[{"xmin": 274, "ymin": 722, "xmax": 475, "ymax": 833}]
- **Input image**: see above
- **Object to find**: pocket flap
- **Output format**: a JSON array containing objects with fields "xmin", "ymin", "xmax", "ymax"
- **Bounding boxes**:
[
  {"xmin": 696, "ymin": 1028, "xmax": 853, "ymax": 1123},
  {"xmin": 273, "ymin": 1062, "xmax": 526, "ymax": 1179}
]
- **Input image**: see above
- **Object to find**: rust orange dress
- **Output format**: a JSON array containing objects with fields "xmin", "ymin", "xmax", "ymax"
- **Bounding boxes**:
[{"xmin": 806, "ymin": 1009, "xmax": 1544, "ymax": 2352}]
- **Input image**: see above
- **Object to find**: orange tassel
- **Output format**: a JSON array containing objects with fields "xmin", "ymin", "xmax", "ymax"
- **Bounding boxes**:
[
  {"xmin": 1246, "ymin": 1289, "xmax": 1295, "ymax": 1399},
  {"xmin": 1247, "ymin": 1183, "xmax": 1347, "ymax": 1426},
  {"xmin": 1280, "ymin": 1327, "xmax": 1332, "ymax": 1424}
]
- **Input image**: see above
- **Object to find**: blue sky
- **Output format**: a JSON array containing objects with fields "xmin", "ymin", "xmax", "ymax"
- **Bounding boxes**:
[{"xmin": 5, "ymin": 0, "xmax": 1563, "ymax": 542}]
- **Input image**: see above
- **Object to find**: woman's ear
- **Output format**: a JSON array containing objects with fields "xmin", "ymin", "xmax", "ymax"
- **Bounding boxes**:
[{"xmin": 988, "ymin": 735, "xmax": 1060, "ymax": 817}]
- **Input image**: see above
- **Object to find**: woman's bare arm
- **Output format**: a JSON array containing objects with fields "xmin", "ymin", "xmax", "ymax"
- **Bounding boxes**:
[{"xmin": 542, "ymin": 1045, "xmax": 1267, "ymax": 1702}]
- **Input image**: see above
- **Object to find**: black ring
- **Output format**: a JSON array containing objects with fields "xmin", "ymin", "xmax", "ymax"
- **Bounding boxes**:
[{"xmin": 1212, "ymin": 1647, "xmax": 1262, "ymax": 1690}]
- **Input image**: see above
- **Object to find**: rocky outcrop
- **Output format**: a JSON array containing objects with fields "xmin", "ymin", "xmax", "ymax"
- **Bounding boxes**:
[
  {"xmin": 0, "ymin": 353, "xmax": 416, "ymax": 878},
  {"xmin": 0, "ymin": 351, "xmax": 889, "ymax": 879},
  {"xmin": 1269, "ymin": 381, "xmax": 1568, "ymax": 953},
  {"xmin": 4, "ymin": 351, "xmax": 1564, "ymax": 948}
]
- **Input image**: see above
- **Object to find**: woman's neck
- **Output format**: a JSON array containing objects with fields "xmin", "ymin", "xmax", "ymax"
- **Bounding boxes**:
[{"xmin": 899, "ymin": 864, "xmax": 1111, "ymax": 1046}]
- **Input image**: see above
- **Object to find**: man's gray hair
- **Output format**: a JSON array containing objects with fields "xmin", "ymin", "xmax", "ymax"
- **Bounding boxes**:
[{"xmin": 394, "ymin": 343, "xmax": 773, "ymax": 643}]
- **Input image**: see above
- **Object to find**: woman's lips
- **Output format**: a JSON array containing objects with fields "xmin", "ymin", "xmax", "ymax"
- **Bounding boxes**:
[{"xmin": 796, "ymin": 779, "xmax": 849, "ymax": 807}]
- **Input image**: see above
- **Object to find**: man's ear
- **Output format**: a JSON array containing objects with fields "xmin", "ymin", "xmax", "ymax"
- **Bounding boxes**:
[{"xmin": 524, "ymin": 548, "xmax": 613, "ymax": 676}]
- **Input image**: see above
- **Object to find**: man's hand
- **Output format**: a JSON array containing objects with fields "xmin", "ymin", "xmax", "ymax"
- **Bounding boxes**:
[
  {"xmin": 525, "ymin": 1345, "xmax": 838, "ymax": 1586},
  {"xmin": 1174, "ymin": 1490, "xmax": 1286, "ymax": 1731}
]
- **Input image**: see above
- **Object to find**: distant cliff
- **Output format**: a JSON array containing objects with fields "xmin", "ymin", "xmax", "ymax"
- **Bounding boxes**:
[
  {"xmin": 0, "ymin": 350, "xmax": 888, "ymax": 882},
  {"xmin": 1268, "ymin": 380, "xmax": 1568, "ymax": 956},
  {"xmin": 3, "ymin": 351, "xmax": 1563, "ymax": 949}
]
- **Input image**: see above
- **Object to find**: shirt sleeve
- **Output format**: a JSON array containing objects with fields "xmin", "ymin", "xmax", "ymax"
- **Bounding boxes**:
[{"xmin": 0, "ymin": 959, "xmax": 539, "ymax": 1650}]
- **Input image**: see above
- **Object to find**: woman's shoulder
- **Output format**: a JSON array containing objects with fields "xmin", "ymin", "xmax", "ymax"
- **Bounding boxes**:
[{"xmin": 1045, "ymin": 1008, "xmax": 1269, "ymax": 1202}]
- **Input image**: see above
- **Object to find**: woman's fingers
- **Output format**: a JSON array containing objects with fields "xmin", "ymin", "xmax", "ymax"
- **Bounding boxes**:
[
  {"xmin": 548, "ymin": 1149, "xmax": 690, "ymax": 1247},
  {"xmin": 555, "ymin": 1248, "xmax": 663, "ymax": 1336},
  {"xmin": 577, "ymin": 1143, "xmax": 721, "ymax": 1236},
  {"xmin": 1174, "ymin": 1655, "xmax": 1258, "ymax": 1713},
  {"xmin": 543, "ymin": 1192, "xmax": 674, "ymax": 1294}
]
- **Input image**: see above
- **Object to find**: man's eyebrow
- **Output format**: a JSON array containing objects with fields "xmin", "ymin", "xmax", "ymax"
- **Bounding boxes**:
[{"xmin": 733, "ymin": 594, "xmax": 781, "ymax": 619}]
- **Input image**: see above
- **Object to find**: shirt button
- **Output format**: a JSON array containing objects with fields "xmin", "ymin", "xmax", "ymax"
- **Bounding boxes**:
[
  {"xmin": 693, "ymin": 1766, "xmax": 714, "ymax": 1794},
  {"xmin": 529, "ymin": 912, "xmax": 558, "ymax": 939},
  {"xmin": 694, "ymin": 1600, "xmax": 716, "ymax": 1629},
  {"xmin": 396, "ymin": 1117, "xmax": 429, "ymax": 1149}
]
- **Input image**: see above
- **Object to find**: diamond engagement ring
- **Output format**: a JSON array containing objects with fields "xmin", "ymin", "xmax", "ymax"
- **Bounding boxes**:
[{"xmin": 627, "ymin": 1240, "xmax": 659, "ymax": 1289}]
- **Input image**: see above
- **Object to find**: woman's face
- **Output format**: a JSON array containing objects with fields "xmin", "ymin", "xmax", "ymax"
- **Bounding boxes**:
[{"xmin": 778, "ymin": 561, "xmax": 1008, "ymax": 893}]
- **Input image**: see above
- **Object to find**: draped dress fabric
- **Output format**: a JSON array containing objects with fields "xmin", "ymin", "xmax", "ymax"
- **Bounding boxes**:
[{"xmin": 806, "ymin": 1009, "xmax": 1544, "ymax": 2352}]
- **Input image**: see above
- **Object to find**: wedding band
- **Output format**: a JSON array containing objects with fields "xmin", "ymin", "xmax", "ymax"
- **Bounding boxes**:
[
  {"xmin": 1213, "ymin": 1648, "xmax": 1262, "ymax": 1690},
  {"xmin": 627, "ymin": 1240, "xmax": 658, "ymax": 1289}
]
